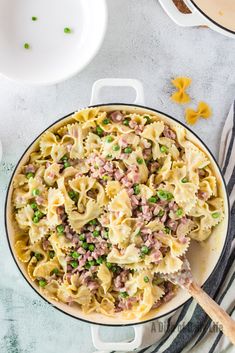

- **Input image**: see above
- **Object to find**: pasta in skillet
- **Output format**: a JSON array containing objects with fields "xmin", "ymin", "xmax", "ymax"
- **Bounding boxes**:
[{"xmin": 12, "ymin": 108, "xmax": 224, "ymax": 319}]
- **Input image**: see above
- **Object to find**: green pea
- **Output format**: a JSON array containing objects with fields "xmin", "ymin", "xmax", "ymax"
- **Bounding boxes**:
[
  {"xmin": 32, "ymin": 16, "xmax": 37, "ymax": 21},
  {"xmin": 106, "ymin": 154, "xmax": 112, "ymax": 159},
  {"xmin": 88, "ymin": 260, "xmax": 96, "ymax": 267},
  {"xmin": 112, "ymin": 144, "xmax": 120, "ymax": 151},
  {"xmin": 34, "ymin": 252, "xmax": 42, "ymax": 261},
  {"xmin": 106, "ymin": 136, "xmax": 113, "ymax": 143},
  {"xmin": 24, "ymin": 43, "xmax": 30, "ymax": 49},
  {"xmin": 71, "ymin": 261, "xmax": 78, "ymax": 268},
  {"xmin": 64, "ymin": 161, "xmax": 70, "ymax": 168},
  {"xmin": 148, "ymin": 196, "xmax": 158, "ymax": 203},
  {"xmin": 106, "ymin": 262, "xmax": 112, "ymax": 269},
  {"xmin": 64, "ymin": 27, "xmax": 71, "ymax": 33},
  {"xmin": 93, "ymin": 230, "xmax": 100, "ymax": 237},
  {"xmin": 119, "ymin": 291, "xmax": 129, "ymax": 298},
  {"xmin": 84, "ymin": 262, "xmax": 91, "ymax": 270},
  {"xmin": 79, "ymin": 234, "xmax": 86, "ymax": 241},
  {"xmin": 52, "ymin": 268, "xmax": 59, "ymax": 275},
  {"xmin": 133, "ymin": 184, "xmax": 140, "ymax": 195},
  {"xmin": 33, "ymin": 216, "xmax": 39, "ymax": 224},
  {"xmin": 49, "ymin": 251, "xmax": 55, "ymax": 259},
  {"xmin": 39, "ymin": 280, "xmax": 46, "ymax": 287},
  {"xmin": 141, "ymin": 245, "xmax": 150, "ymax": 255},
  {"xmin": 102, "ymin": 118, "xmax": 110, "ymax": 125},
  {"xmin": 164, "ymin": 227, "xmax": 170, "ymax": 234},
  {"xmin": 96, "ymin": 126, "xmax": 104, "ymax": 136},
  {"xmin": 176, "ymin": 208, "xmax": 183, "ymax": 217},
  {"xmin": 61, "ymin": 155, "xmax": 68, "ymax": 161},
  {"xmin": 212, "ymin": 212, "xmax": 220, "ymax": 219},
  {"xmin": 82, "ymin": 241, "xmax": 88, "ymax": 250},
  {"xmin": 34, "ymin": 210, "xmax": 44, "ymax": 219},
  {"xmin": 32, "ymin": 188, "xmax": 40, "ymax": 196},
  {"xmin": 136, "ymin": 157, "xmax": 144, "ymax": 165},
  {"xmin": 144, "ymin": 276, "xmax": 149, "ymax": 283},
  {"xmin": 144, "ymin": 115, "xmax": 152, "ymax": 124},
  {"xmin": 68, "ymin": 190, "xmax": 78, "ymax": 201},
  {"xmin": 89, "ymin": 219, "xmax": 98, "ymax": 226},
  {"xmin": 160, "ymin": 145, "xmax": 168, "ymax": 153},
  {"xmin": 157, "ymin": 190, "xmax": 173, "ymax": 201},
  {"xmin": 111, "ymin": 265, "xmax": 118, "ymax": 273},
  {"xmin": 96, "ymin": 257, "xmax": 104, "ymax": 265},
  {"xmin": 124, "ymin": 147, "xmax": 132, "ymax": 154},
  {"xmin": 181, "ymin": 177, "xmax": 188, "ymax": 183},
  {"xmin": 56, "ymin": 224, "xmax": 64, "ymax": 233},
  {"xmin": 157, "ymin": 209, "xmax": 165, "ymax": 217},
  {"xmin": 26, "ymin": 172, "xmax": 34, "ymax": 179},
  {"xmin": 71, "ymin": 251, "xmax": 80, "ymax": 259},
  {"xmin": 103, "ymin": 230, "xmax": 109, "ymax": 239},
  {"xmin": 88, "ymin": 244, "xmax": 95, "ymax": 252},
  {"xmin": 30, "ymin": 202, "xmax": 38, "ymax": 210},
  {"xmin": 123, "ymin": 119, "xmax": 130, "ymax": 126}
]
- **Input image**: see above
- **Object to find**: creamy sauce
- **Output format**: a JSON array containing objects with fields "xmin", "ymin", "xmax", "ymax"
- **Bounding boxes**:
[{"xmin": 192, "ymin": 0, "xmax": 235, "ymax": 32}]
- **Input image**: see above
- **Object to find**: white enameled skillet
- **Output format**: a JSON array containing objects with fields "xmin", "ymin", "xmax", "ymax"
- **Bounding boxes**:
[{"xmin": 5, "ymin": 79, "xmax": 230, "ymax": 351}]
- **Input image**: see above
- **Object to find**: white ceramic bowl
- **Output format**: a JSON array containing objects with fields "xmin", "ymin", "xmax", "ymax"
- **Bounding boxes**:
[
  {"xmin": 0, "ymin": 0, "xmax": 107, "ymax": 85},
  {"xmin": 159, "ymin": 0, "xmax": 235, "ymax": 38},
  {"xmin": 4, "ymin": 79, "xmax": 230, "ymax": 351}
]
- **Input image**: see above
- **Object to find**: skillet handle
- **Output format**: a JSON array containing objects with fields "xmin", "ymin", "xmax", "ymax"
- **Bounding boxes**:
[
  {"xmin": 90, "ymin": 78, "xmax": 145, "ymax": 106},
  {"xmin": 158, "ymin": 0, "xmax": 206, "ymax": 27},
  {"xmin": 91, "ymin": 324, "xmax": 144, "ymax": 352}
]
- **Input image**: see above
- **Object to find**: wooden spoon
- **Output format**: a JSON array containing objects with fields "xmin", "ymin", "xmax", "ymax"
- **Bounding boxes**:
[{"xmin": 164, "ymin": 258, "xmax": 235, "ymax": 345}]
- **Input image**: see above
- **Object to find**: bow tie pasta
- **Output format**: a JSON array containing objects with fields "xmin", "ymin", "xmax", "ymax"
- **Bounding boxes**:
[{"xmin": 12, "ymin": 107, "xmax": 224, "ymax": 319}]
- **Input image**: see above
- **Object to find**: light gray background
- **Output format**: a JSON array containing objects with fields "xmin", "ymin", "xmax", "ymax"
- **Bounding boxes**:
[{"xmin": 0, "ymin": 1, "xmax": 235, "ymax": 352}]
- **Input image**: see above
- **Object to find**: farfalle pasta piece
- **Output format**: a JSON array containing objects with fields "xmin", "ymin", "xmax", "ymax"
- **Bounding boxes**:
[
  {"xmin": 85, "ymin": 132, "xmax": 102, "ymax": 155},
  {"xmin": 63, "ymin": 123, "xmax": 86, "ymax": 159},
  {"xmin": 133, "ymin": 287, "xmax": 155, "ymax": 319},
  {"xmin": 153, "ymin": 253, "xmax": 183, "ymax": 274},
  {"xmin": 33, "ymin": 257, "xmax": 60, "ymax": 279},
  {"xmin": 72, "ymin": 107, "xmax": 100, "ymax": 124},
  {"xmin": 155, "ymin": 155, "xmax": 172, "ymax": 184},
  {"xmin": 15, "ymin": 238, "xmax": 31, "ymax": 262},
  {"xmin": 105, "ymin": 180, "xmax": 122, "ymax": 199},
  {"xmin": 168, "ymin": 164, "xmax": 198, "ymax": 213},
  {"xmin": 124, "ymin": 147, "xmax": 149, "ymax": 183},
  {"xmin": 44, "ymin": 163, "xmax": 61, "ymax": 186},
  {"xmin": 171, "ymin": 77, "xmax": 192, "ymax": 104},
  {"xmin": 16, "ymin": 205, "xmax": 49, "ymax": 244},
  {"xmin": 57, "ymin": 177, "xmax": 75, "ymax": 213},
  {"xmin": 108, "ymin": 189, "xmax": 132, "ymax": 219},
  {"xmin": 49, "ymin": 233, "xmax": 67, "ymax": 271},
  {"xmin": 188, "ymin": 197, "xmax": 224, "ymax": 239},
  {"xmin": 47, "ymin": 188, "xmax": 65, "ymax": 226},
  {"xmin": 185, "ymin": 102, "xmax": 212, "ymax": 125},
  {"xmin": 40, "ymin": 131, "xmax": 67, "ymax": 162},
  {"xmin": 68, "ymin": 199, "xmax": 102, "ymax": 232},
  {"xmin": 108, "ymin": 223, "xmax": 131, "ymax": 248},
  {"xmin": 97, "ymin": 264, "xmax": 112, "ymax": 294},
  {"xmin": 141, "ymin": 121, "xmax": 165, "ymax": 160},
  {"xmin": 98, "ymin": 297, "xmax": 115, "ymax": 317},
  {"xmin": 107, "ymin": 244, "xmax": 140, "ymax": 264}
]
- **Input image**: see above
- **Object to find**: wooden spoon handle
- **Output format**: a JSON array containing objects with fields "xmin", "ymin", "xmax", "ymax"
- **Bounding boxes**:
[{"xmin": 188, "ymin": 281, "xmax": 235, "ymax": 345}]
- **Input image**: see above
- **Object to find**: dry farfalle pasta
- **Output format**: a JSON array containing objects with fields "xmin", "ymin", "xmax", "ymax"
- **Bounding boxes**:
[
  {"xmin": 12, "ymin": 107, "xmax": 224, "ymax": 319},
  {"xmin": 185, "ymin": 101, "xmax": 212, "ymax": 125},
  {"xmin": 171, "ymin": 77, "xmax": 192, "ymax": 104}
]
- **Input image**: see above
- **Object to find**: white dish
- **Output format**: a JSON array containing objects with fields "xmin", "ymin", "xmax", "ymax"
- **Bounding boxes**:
[{"xmin": 0, "ymin": 0, "xmax": 107, "ymax": 85}]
